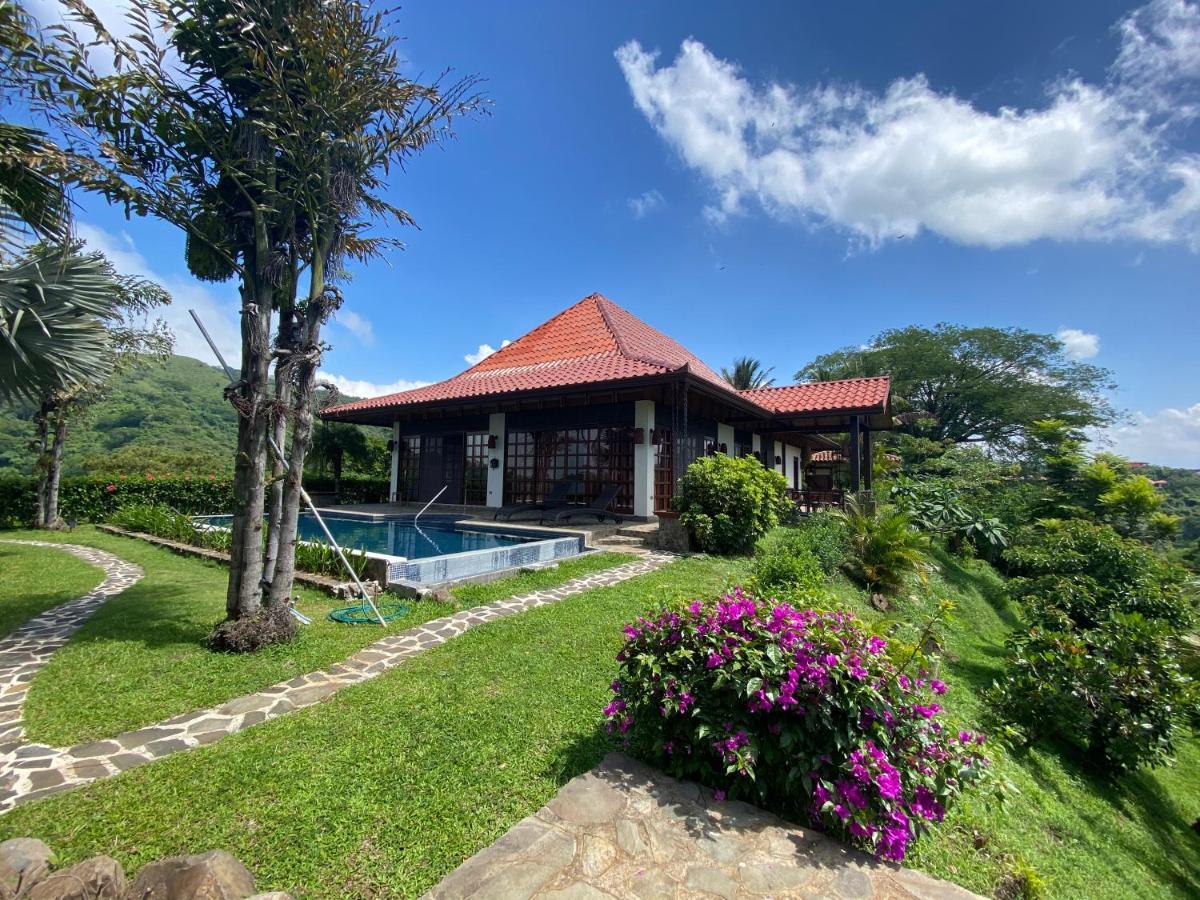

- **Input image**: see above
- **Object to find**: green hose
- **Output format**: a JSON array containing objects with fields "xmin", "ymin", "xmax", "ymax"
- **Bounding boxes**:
[{"xmin": 328, "ymin": 596, "xmax": 409, "ymax": 624}]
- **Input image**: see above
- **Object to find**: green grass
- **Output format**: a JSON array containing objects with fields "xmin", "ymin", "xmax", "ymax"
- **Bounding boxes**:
[
  {"xmin": 3, "ymin": 529, "xmax": 636, "ymax": 747},
  {"xmin": 448, "ymin": 551, "xmax": 637, "ymax": 606},
  {"xmin": 0, "ymin": 554, "xmax": 751, "ymax": 898},
  {"xmin": 1, "ymin": 534, "xmax": 1196, "ymax": 899},
  {"xmin": 0, "ymin": 542, "xmax": 105, "ymax": 638}
]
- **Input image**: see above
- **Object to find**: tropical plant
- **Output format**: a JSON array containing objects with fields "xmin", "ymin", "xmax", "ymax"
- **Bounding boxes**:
[
  {"xmin": 834, "ymin": 496, "xmax": 930, "ymax": 597},
  {"xmin": 606, "ymin": 592, "xmax": 991, "ymax": 861},
  {"xmin": 676, "ymin": 453, "xmax": 790, "ymax": 555},
  {"xmin": 787, "ymin": 510, "xmax": 850, "ymax": 574},
  {"xmin": 889, "ymin": 476, "xmax": 1009, "ymax": 555},
  {"xmin": 720, "ymin": 356, "xmax": 775, "ymax": 390},
  {"xmin": 30, "ymin": 0, "xmax": 483, "ymax": 634}
]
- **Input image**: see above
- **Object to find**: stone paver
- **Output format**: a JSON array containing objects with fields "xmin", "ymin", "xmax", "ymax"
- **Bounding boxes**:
[
  {"xmin": 424, "ymin": 752, "xmax": 984, "ymax": 900},
  {"xmin": 0, "ymin": 541, "xmax": 674, "ymax": 812}
]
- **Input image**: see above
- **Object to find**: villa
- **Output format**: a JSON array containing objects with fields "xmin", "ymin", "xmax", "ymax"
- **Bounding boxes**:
[{"xmin": 321, "ymin": 294, "xmax": 891, "ymax": 517}]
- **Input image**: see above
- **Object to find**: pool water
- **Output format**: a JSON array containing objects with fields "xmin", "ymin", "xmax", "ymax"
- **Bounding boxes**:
[{"xmin": 203, "ymin": 513, "xmax": 533, "ymax": 560}]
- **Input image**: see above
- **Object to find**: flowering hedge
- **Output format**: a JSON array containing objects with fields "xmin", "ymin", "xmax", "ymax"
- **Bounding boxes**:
[{"xmin": 604, "ymin": 590, "xmax": 990, "ymax": 861}]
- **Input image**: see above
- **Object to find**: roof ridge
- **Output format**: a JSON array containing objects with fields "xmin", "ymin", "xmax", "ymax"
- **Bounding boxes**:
[
  {"xmin": 594, "ymin": 295, "xmax": 686, "ymax": 374},
  {"xmin": 462, "ymin": 294, "xmax": 608, "ymax": 374}
]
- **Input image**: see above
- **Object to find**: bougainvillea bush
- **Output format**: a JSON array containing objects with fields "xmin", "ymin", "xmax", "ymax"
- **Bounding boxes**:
[{"xmin": 605, "ymin": 590, "xmax": 990, "ymax": 862}]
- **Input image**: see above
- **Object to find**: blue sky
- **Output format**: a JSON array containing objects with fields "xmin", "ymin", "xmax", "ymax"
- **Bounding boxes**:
[{"xmin": 31, "ymin": 0, "xmax": 1200, "ymax": 465}]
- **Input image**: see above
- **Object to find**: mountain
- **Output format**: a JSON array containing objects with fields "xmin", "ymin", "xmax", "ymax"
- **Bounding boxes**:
[{"xmin": 0, "ymin": 356, "xmax": 240, "ymax": 476}]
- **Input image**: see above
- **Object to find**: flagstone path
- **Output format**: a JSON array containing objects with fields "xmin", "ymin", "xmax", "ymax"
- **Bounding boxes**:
[
  {"xmin": 0, "ymin": 540, "xmax": 674, "ymax": 813},
  {"xmin": 427, "ymin": 752, "xmax": 984, "ymax": 900}
]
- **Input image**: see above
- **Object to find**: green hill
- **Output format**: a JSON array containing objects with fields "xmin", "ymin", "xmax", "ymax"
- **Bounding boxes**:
[{"xmin": 0, "ymin": 356, "xmax": 239, "ymax": 476}]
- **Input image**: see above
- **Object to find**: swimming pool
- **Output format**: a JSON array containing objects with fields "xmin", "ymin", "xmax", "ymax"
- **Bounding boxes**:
[
  {"xmin": 204, "ymin": 512, "xmax": 532, "ymax": 559},
  {"xmin": 197, "ymin": 512, "xmax": 586, "ymax": 589}
]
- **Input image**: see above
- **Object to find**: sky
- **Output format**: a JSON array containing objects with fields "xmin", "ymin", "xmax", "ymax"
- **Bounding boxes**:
[{"xmin": 25, "ymin": 0, "xmax": 1200, "ymax": 466}]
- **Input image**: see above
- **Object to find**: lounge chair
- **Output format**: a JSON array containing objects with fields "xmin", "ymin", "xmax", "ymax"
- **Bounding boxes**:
[
  {"xmin": 494, "ymin": 478, "xmax": 577, "ymax": 521},
  {"xmin": 542, "ymin": 483, "xmax": 624, "ymax": 524}
]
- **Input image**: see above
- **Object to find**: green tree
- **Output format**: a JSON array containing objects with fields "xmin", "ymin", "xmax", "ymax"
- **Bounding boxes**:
[
  {"xmin": 308, "ymin": 422, "xmax": 369, "ymax": 497},
  {"xmin": 33, "ymin": 0, "xmax": 482, "ymax": 632},
  {"xmin": 797, "ymin": 324, "xmax": 1116, "ymax": 454},
  {"xmin": 721, "ymin": 356, "xmax": 775, "ymax": 390}
]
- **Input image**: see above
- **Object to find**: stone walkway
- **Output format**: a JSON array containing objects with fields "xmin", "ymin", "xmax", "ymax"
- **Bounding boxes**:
[
  {"xmin": 0, "ymin": 540, "xmax": 674, "ymax": 812},
  {"xmin": 427, "ymin": 752, "xmax": 982, "ymax": 900}
]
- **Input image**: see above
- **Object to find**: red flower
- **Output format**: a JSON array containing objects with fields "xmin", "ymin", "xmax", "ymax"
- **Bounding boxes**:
[
  {"xmin": 106, "ymin": 483, "xmax": 117, "ymax": 493},
  {"xmin": 208, "ymin": 474, "xmax": 216, "ymax": 481},
  {"xmin": 145, "ymin": 473, "xmax": 154, "ymax": 481}
]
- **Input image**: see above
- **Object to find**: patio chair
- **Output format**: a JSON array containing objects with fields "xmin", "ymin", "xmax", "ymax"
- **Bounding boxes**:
[
  {"xmin": 493, "ymin": 478, "xmax": 578, "ymax": 521},
  {"xmin": 541, "ymin": 483, "xmax": 624, "ymax": 524}
]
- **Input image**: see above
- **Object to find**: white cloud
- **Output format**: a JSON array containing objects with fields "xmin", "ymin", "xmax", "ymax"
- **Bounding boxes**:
[
  {"xmin": 465, "ymin": 340, "xmax": 511, "ymax": 365},
  {"xmin": 1104, "ymin": 403, "xmax": 1200, "ymax": 467},
  {"xmin": 333, "ymin": 309, "xmax": 375, "ymax": 346},
  {"xmin": 316, "ymin": 372, "xmax": 431, "ymax": 402},
  {"xmin": 615, "ymin": 0, "xmax": 1200, "ymax": 250},
  {"xmin": 75, "ymin": 222, "xmax": 242, "ymax": 366},
  {"xmin": 628, "ymin": 189, "xmax": 665, "ymax": 218},
  {"xmin": 1056, "ymin": 327, "xmax": 1100, "ymax": 360}
]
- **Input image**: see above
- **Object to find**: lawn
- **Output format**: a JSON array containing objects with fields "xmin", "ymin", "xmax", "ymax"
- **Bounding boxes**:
[
  {"xmin": 0, "ymin": 532, "xmax": 1195, "ymax": 899},
  {"xmin": 0, "ymin": 541, "xmax": 105, "ymax": 639},
  {"xmin": 3, "ymin": 528, "xmax": 634, "ymax": 747}
]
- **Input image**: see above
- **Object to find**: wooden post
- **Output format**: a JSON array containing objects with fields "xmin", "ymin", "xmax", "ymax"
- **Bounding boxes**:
[
  {"xmin": 848, "ymin": 416, "xmax": 862, "ymax": 493},
  {"xmin": 863, "ymin": 425, "xmax": 873, "ymax": 492}
]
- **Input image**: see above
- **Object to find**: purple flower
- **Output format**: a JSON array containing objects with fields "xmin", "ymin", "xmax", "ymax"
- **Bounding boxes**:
[
  {"xmin": 929, "ymin": 679, "xmax": 946, "ymax": 695},
  {"xmin": 713, "ymin": 789, "xmax": 726, "ymax": 802},
  {"xmin": 875, "ymin": 769, "xmax": 901, "ymax": 799}
]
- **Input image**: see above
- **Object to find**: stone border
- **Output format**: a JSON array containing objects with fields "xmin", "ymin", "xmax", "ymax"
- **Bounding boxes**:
[
  {"xmin": 0, "ymin": 541, "xmax": 143, "ymax": 751},
  {"xmin": 0, "ymin": 542, "xmax": 674, "ymax": 812}
]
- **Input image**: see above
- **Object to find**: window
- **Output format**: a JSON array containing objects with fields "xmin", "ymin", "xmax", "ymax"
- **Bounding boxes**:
[
  {"xmin": 463, "ymin": 432, "xmax": 490, "ymax": 505},
  {"xmin": 396, "ymin": 436, "xmax": 421, "ymax": 501},
  {"xmin": 653, "ymin": 429, "xmax": 673, "ymax": 513},
  {"xmin": 504, "ymin": 426, "xmax": 635, "ymax": 512}
]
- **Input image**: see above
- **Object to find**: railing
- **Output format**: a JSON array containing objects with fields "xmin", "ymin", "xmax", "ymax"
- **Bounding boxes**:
[{"xmin": 787, "ymin": 489, "xmax": 846, "ymax": 512}]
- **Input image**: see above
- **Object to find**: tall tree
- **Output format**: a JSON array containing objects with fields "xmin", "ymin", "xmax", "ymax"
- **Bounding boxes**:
[
  {"xmin": 28, "ymin": 0, "xmax": 482, "ymax": 635},
  {"xmin": 797, "ymin": 324, "xmax": 1116, "ymax": 454},
  {"xmin": 721, "ymin": 356, "xmax": 775, "ymax": 390}
]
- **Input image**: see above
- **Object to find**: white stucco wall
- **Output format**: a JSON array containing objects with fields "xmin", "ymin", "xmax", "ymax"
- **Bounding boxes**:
[
  {"xmin": 389, "ymin": 420, "xmax": 401, "ymax": 501},
  {"xmin": 632, "ymin": 400, "xmax": 655, "ymax": 517},
  {"xmin": 717, "ymin": 423, "xmax": 735, "ymax": 456},
  {"xmin": 485, "ymin": 412, "xmax": 506, "ymax": 508}
]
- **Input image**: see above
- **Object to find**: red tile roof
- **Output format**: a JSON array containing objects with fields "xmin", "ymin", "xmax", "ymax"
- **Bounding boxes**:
[
  {"xmin": 322, "ymin": 293, "xmax": 888, "ymax": 420},
  {"xmin": 741, "ymin": 377, "xmax": 891, "ymax": 415}
]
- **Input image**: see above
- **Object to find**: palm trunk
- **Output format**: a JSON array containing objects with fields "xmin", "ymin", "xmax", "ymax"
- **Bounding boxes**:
[
  {"xmin": 268, "ymin": 320, "xmax": 322, "ymax": 605},
  {"xmin": 225, "ymin": 294, "xmax": 274, "ymax": 620},
  {"xmin": 262, "ymin": 373, "xmax": 292, "ymax": 588},
  {"xmin": 33, "ymin": 410, "xmax": 49, "ymax": 528},
  {"xmin": 44, "ymin": 410, "xmax": 67, "ymax": 527}
]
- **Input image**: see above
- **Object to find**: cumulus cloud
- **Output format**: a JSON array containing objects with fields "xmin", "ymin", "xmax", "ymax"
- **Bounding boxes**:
[
  {"xmin": 333, "ymin": 309, "xmax": 375, "ymax": 346},
  {"xmin": 465, "ymin": 340, "xmax": 511, "ymax": 365},
  {"xmin": 75, "ymin": 222, "xmax": 242, "ymax": 365},
  {"xmin": 1105, "ymin": 402, "xmax": 1200, "ymax": 467},
  {"xmin": 628, "ymin": 189, "xmax": 665, "ymax": 218},
  {"xmin": 316, "ymin": 373, "xmax": 431, "ymax": 401},
  {"xmin": 1056, "ymin": 328, "xmax": 1101, "ymax": 360},
  {"xmin": 615, "ymin": 0, "xmax": 1200, "ymax": 250}
]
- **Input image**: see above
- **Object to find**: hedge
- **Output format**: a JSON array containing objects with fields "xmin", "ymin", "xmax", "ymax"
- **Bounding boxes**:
[{"xmin": 0, "ymin": 475, "xmax": 391, "ymax": 528}]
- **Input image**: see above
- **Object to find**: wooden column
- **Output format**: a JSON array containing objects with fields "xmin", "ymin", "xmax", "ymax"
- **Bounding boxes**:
[
  {"xmin": 862, "ymin": 425, "xmax": 873, "ymax": 492},
  {"xmin": 848, "ymin": 415, "xmax": 862, "ymax": 493}
]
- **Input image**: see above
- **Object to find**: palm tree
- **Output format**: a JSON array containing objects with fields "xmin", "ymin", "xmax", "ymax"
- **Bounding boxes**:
[
  {"xmin": 721, "ymin": 356, "xmax": 775, "ymax": 390},
  {"xmin": 309, "ymin": 422, "xmax": 370, "ymax": 497},
  {"xmin": 834, "ymin": 495, "xmax": 930, "ymax": 599}
]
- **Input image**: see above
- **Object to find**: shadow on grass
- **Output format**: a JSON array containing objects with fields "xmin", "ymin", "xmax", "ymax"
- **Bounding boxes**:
[{"xmin": 1009, "ymin": 732, "xmax": 1200, "ymax": 896}]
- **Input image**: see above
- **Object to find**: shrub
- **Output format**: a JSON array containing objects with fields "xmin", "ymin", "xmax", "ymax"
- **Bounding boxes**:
[
  {"xmin": 889, "ymin": 476, "xmax": 1009, "ymax": 556},
  {"xmin": 606, "ymin": 591, "xmax": 991, "ymax": 862},
  {"xmin": 109, "ymin": 503, "xmax": 197, "ymax": 544},
  {"xmin": 207, "ymin": 602, "xmax": 298, "ymax": 653},
  {"xmin": 792, "ymin": 510, "xmax": 850, "ymax": 574},
  {"xmin": 293, "ymin": 539, "xmax": 371, "ymax": 580},
  {"xmin": 749, "ymin": 530, "xmax": 827, "ymax": 601},
  {"xmin": 0, "ymin": 474, "xmax": 234, "ymax": 526},
  {"xmin": 834, "ymin": 497, "xmax": 930, "ymax": 596},
  {"xmin": 676, "ymin": 454, "xmax": 790, "ymax": 555},
  {"xmin": 994, "ymin": 519, "xmax": 1198, "ymax": 772}
]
